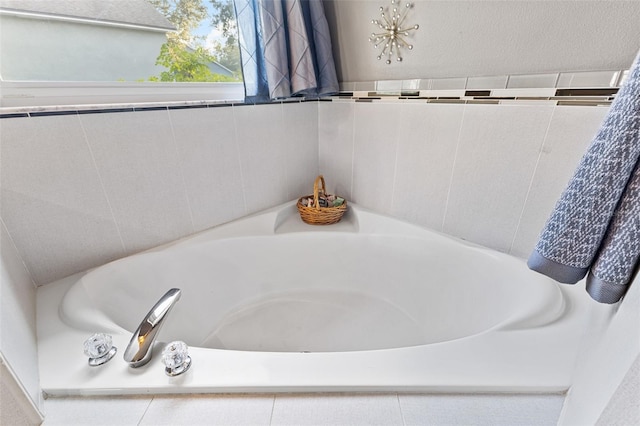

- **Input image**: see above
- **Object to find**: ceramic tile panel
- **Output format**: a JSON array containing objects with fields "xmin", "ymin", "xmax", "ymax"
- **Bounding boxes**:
[
  {"xmin": 510, "ymin": 105, "xmax": 609, "ymax": 257},
  {"xmin": 418, "ymin": 79, "xmax": 432, "ymax": 90},
  {"xmin": 43, "ymin": 396, "xmax": 152, "ymax": 426},
  {"xmin": 466, "ymin": 75, "xmax": 509, "ymax": 90},
  {"xmin": 139, "ymin": 394, "xmax": 274, "ymax": 426},
  {"xmin": 376, "ymin": 80, "xmax": 403, "ymax": 92},
  {"xmin": 271, "ymin": 394, "xmax": 403, "ymax": 426},
  {"xmin": 398, "ymin": 394, "xmax": 564, "ymax": 426},
  {"xmin": 318, "ymin": 101, "xmax": 355, "ymax": 200},
  {"xmin": 560, "ymin": 70, "xmax": 620, "ymax": 88},
  {"xmin": 418, "ymin": 89, "xmax": 466, "ymax": 98},
  {"xmin": 430, "ymin": 77, "xmax": 467, "ymax": 90},
  {"xmin": 391, "ymin": 103, "xmax": 464, "ymax": 231},
  {"xmin": 354, "ymin": 81, "xmax": 376, "ymax": 91},
  {"xmin": 491, "ymin": 88, "xmax": 557, "ymax": 98},
  {"xmin": 233, "ymin": 103, "xmax": 289, "ymax": 214},
  {"xmin": 402, "ymin": 79, "xmax": 421, "ymax": 90},
  {"xmin": 168, "ymin": 106, "xmax": 246, "ymax": 233},
  {"xmin": 352, "ymin": 102, "xmax": 401, "ymax": 214},
  {"xmin": 281, "ymin": 102, "xmax": 320, "ymax": 200},
  {"xmin": 79, "ymin": 110, "xmax": 194, "ymax": 253},
  {"xmin": 507, "ymin": 73, "xmax": 559, "ymax": 88},
  {"xmin": 339, "ymin": 82, "xmax": 356, "ymax": 91},
  {"xmin": 0, "ymin": 221, "xmax": 41, "ymax": 412},
  {"xmin": 443, "ymin": 104, "xmax": 555, "ymax": 252},
  {"xmin": 0, "ymin": 114, "xmax": 125, "ymax": 284}
]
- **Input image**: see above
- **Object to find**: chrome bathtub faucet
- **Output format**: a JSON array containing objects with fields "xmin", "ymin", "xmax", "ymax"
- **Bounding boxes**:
[{"xmin": 123, "ymin": 288, "xmax": 182, "ymax": 368}]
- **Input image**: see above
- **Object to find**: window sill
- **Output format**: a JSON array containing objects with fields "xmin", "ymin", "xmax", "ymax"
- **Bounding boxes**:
[{"xmin": 0, "ymin": 81, "xmax": 244, "ymax": 110}]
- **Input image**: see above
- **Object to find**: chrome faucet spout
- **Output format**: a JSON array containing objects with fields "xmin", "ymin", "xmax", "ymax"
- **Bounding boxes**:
[{"xmin": 123, "ymin": 288, "xmax": 181, "ymax": 368}]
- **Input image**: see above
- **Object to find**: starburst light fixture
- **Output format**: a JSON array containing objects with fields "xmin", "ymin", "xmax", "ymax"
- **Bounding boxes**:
[{"xmin": 369, "ymin": 0, "xmax": 419, "ymax": 64}]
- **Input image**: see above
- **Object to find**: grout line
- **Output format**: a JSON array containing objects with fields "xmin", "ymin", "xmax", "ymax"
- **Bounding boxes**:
[
  {"xmin": 76, "ymin": 113, "xmax": 128, "ymax": 253},
  {"xmin": 389, "ymin": 105, "xmax": 403, "ymax": 214},
  {"xmin": 396, "ymin": 393, "xmax": 407, "ymax": 426},
  {"xmin": 508, "ymin": 106, "xmax": 557, "ymax": 254},
  {"xmin": 350, "ymin": 102, "xmax": 357, "ymax": 200},
  {"xmin": 441, "ymin": 104, "xmax": 467, "ymax": 232},
  {"xmin": 136, "ymin": 396, "xmax": 155, "ymax": 426},
  {"xmin": 166, "ymin": 109, "xmax": 196, "ymax": 234},
  {"xmin": 0, "ymin": 217, "xmax": 38, "ymax": 288},
  {"xmin": 268, "ymin": 394, "xmax": 277, "ymax": 425},
  {"xmin": 231, "ymin": 104, "xmax": 249, "ymax": 216}
]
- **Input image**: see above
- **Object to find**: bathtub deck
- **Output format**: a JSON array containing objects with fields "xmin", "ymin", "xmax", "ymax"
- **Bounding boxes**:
[{"xmin": 37, "ymin": 202, "xmax": 592, "ymax": 396}]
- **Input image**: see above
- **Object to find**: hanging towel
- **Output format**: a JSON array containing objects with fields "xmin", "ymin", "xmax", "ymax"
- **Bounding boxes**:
[{"xmin": 528, "ymin": 50, "xmax": 640, "ymax": 304}]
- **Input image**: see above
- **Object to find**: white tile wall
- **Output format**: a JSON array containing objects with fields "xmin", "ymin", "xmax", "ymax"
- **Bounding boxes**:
[
  {"xmin": 0, "ymin": 220, "xmax": 42, "ymax": 414},
  {"xmin": 0, "ymin": 114, "xmax": 126, "ymax": 284},
  {"xmin": 233, "ymin": 104, "xmax": 291, "ymax": 214},
  {"xmin": 391, "ymin": 103, "xmax": 463, "ymax": 230},
  {"xmin": 443, "ymin": 104, "xmax": 554, "ymax": 252},
  {"xmin": 42, "ymin": 393, "xmax": 565, "ymax": 425},
  {"xmin": 168, "ymin": 106, "xmax": 246, "ymax": 233},
  {"xmin": 510, "ymin": 106, "xmax": 609, "ymax": 257},
  {"xmin": 318, "ymin": 100, "xmax": 607, "ymax": 257},
  {"xmin": 0, "ymin": 102, "xmax": 319, "ymax": 285},
  {"xmin": 0, "ymin": 99, "xmax": 608, "ymax": 286},
  {"xmin": 507, "ymin": 73, "xmax": 559, "ymax": 88},
  {"xmin": 79, "ymin": 110, "xmax": 195, "ymax": 253},
  {"xmin": 352, "ymin": 102, "xmax": 401, "ymax": 215},
  {"xmin": 466, "ymin": 75, "xmax": 509, "ymax": 90},
  {"xmin": 318, "ymin": 101, "xmax": 355, "ymax": 200},
  {"xmin": 280, "ymin": 102, "xmax": 320, "ymax": 201}
]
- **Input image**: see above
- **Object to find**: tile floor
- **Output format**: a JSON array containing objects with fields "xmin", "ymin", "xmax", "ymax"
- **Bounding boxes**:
[{"xmin": 42, "ymin": 392, "xmax": 565, "ymax": 425}]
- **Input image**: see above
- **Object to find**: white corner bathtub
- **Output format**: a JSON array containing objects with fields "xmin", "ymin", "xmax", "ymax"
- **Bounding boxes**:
[{"xmin": 37, "ymin": 202, "xmax": 590, "ymax": 396}]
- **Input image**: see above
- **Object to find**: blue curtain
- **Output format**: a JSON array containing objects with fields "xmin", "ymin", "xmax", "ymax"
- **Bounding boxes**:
[{"xmin": 234, "ymin": 0, "xmax": 339, "ymax": 103}]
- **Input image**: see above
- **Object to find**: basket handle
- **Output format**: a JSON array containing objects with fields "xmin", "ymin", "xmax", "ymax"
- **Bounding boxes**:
[{"xmin": 312, "ymin": 175, "xmax": 326, "ymax": 210}]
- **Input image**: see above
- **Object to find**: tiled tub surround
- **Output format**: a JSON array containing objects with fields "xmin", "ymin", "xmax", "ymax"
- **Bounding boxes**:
[
  {"xmin": 319, "ymin": 97, "xmax": 609, "ymax": 257},
  {"xmin": 1, "ymin": 92, "xmax": 610, "ymax": 286},
  {"xmin": 0, "ymin": 93, "xmax": 626, "ymax": 425},
  {"xmin": 0, "ymin": 101, "xmax": 319, "ymax": 285}
]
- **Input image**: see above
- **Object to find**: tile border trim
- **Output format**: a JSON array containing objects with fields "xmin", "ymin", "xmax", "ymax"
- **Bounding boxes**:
[{"xmin": 0, "ymin": 86, "xmax": 616, "ymax": 119}]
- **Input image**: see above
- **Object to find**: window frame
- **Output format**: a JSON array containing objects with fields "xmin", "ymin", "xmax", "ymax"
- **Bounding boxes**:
[{"xmin": 0, "ymin": 3, "xmax": 244, "ymax": 109}]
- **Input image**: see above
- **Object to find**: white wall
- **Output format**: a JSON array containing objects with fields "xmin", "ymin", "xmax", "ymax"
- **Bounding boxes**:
[
  {"xmin": 324, "ymin": 0, "xmax": 640, "ymax": 82},
  {"xmin": 0, "ymin": 219, "xmax": 43, "ymax": 419},
  {"xmin": 558, "ymin": 271, "xmax": 640, "ymax": 425}
]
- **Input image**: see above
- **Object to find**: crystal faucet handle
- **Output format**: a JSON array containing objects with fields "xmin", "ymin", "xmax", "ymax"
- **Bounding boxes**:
[
  {"xmin": 83, "ymin": 333, "xmax": 117, "ymax": 366},
  {"xmin": 162, "ymin": 341, "xmax": 192, "ymax": 376}
]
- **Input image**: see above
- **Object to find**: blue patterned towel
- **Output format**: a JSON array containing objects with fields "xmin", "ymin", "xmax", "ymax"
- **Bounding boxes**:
[{"xmin": 528, "ymin": 50, "xmax": 640, "ymax": 304}]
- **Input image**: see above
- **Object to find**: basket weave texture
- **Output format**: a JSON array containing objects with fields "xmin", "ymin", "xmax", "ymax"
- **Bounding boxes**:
[{"xmin": 297, "ymin": 175, "xmax": 347, "ymax": 225}]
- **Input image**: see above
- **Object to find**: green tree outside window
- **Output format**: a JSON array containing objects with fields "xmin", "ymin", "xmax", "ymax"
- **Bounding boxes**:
[{"xmin": 147, "ymin": 0, "xmax": 241, "ymax": 82}]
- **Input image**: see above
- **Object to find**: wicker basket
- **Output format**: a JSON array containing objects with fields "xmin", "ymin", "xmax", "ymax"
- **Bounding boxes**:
[{"xmin": 297, "ymin": 175, "xmax": 347, "ymax": 225}]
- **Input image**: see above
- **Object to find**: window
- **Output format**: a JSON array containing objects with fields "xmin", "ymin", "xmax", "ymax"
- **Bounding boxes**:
[{"xmin": 0, "ymin": 0, "xmax": 243, "ymax": 107}]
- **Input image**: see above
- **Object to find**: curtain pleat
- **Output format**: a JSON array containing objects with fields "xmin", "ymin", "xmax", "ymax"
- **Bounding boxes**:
[{"xmin": 234, "ymin": 0, "xmax": 338, "ymax": 102}]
